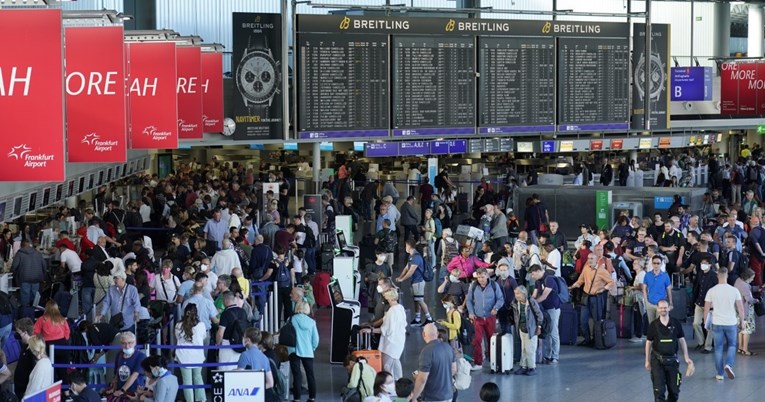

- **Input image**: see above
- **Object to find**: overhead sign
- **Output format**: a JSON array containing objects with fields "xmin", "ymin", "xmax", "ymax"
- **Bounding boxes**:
[
  {"xmin": 757, "ymin": 125, "xmax": 765, "ymax": 134},
  {"xmin": 658, "ymin": 137, "xmax": 671, "ymax": 148},
  {"xmin": 0, "ymin": 9, "xmax": 65, "ymax": 182},
  {"xmin": 639, "ymin": 138, "xmax": 653, "ymax": 149},
  {"xmin": 610, "ymin": 139, "xmax": 624, "ymax": 150},
  {"xmin": 591, "ymin": 140, "xmax": 603, "ymax": 150},
  {"xmin": 65, "ymin": 26, "xmax": 127, "ymax": 163},
  {"xmin": 176, "ymin": 46, "xmax": 203, "ymax": 139},
  {"xmin": 201, "ymin": 52, "xmax": 224, "ymax": 132},
  {"xmin": 559, "ymin": 140, "xmax": 574, "ymax": 152},
  {"xmin": 126, "ymin": 42, "xmax": 179, "ymax": 149},
  {"xmin": 541, "ymin": 140, "xmax": 555, "ymax": 153},
  {"xmin": 720, "ymin": 61, "xmax": 765, "ymax": 115},
  {"xmin": 670, "ymin": 66, "xmax": 712, "ymax": 101}
]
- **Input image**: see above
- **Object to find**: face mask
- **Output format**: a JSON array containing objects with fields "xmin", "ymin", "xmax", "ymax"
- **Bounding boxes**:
[
  {"xmin": 449, "ymin": 275, "xmax": 460, "ymax": 283},
  {"xmin": 201, "ymin": 264, "xmax": 209, "ymax": 272},
  {"xmin": 384, "ymin": 383, "xmax": 397, "ymax": 396},
  {"xmin": 497, "ymin": 270, "xmax": 509, "ymax": 279},
  {"xmin": 442, "ymin": 303, "xmax": 451, "ymax": 310},
  {"xmin": 123, "ymin": 347, "xmax": 134, "ymax": 356},
  {"xmin": 151, "ymin": 368, "xmax": 161, "ymax": 377},
  {"xmin": 701, "ymin": 263, "xmax": 710, "ymax": 272},
  {"xmin": 377, "ymin": 255, "xmax": 386, "ymax": 263},
  {"xmin": 376, "ymin": 285, "xmax": 384, "ymax": 294}
]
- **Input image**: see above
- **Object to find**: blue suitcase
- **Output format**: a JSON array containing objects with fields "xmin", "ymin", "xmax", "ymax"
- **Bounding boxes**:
[{"xmin": 559, "ymin": 303, "xmax": 579, "ymax": 345}]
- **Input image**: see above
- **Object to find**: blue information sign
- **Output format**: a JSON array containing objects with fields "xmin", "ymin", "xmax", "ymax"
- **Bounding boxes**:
[
  {"xmin": 670, "ymin": 67, "xmax": 713, "ymax": 101},
  {"xmin": 399, "ymin": 141, "xmax": 430, "ymax": 156},
  {"xmin": 430, "ymin": 141, "xmax": 449, "ymax": 155},
  {"xmin": 448, "ymin": 140, "xmax": 467, "ymax": 154},
  {"xmin": 541, "ymin": 140, "xmax": 555, "ymax": 153},
  {"xmin": 365, "ymin": 143, "xmax": 398, "ymax": 157}
]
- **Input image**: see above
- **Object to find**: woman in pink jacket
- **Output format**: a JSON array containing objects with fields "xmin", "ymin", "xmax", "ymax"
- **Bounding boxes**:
[{"xmin": 447, "ymin": 246, "xmax": 490, "ymax": 279}]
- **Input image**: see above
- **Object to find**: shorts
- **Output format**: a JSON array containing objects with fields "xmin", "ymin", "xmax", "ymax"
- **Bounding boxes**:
[{"xmin": 411, "ymin": 281, "xmax": 425, "ymax": 301}]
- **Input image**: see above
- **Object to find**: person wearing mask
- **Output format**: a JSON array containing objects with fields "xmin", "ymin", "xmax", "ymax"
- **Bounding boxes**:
[
  {"xmin": 495, "ymin": 263, "xmax": 518, "ymax": 336},
  {"xmin": 237, "ymin": 327, "xmax": 276, "ymax": 401},
  {"xmin": 175, "ymin": 303, "xmax": 207, "ymax": 402},
  {"xmin": 364, "ymin": 371, "xmax": 396, "ymax": 402},
  {"xmin": 24, "ymin": 335, "xmax": 54, "ymax": 398},
  {"xmin": 691, "ymin": 257, "xmax": 717, "ymax": 354},
  {"xmin": 33, "ymin": 300, "xmax": 70, "ymax": 382},
  {"xmin": 97, "ymin": 268, "xmax": 140, "ymax": 332},
  {"xmin": 642, "ymin": 256, "xmax": 673, "ymax": 325},
  {"xmin": 570, "ymin": 254, "xmax": 615, "ymax": 346},
  {"xmin": 361, "ymin": 288, "xmax": 406, "ymax": 380},
  {"xmin": 375, "ymin": 219, "xmax": 398, "ymax": 271},
  {"xmin": 141, "ymin": 355, "xmax": 179, "ymax": 402},
  {"xmin": 288, "ymin": 301, "xmax": 319, "ymax": 402},
  {"xmin": 11, "ymin": 239, "xmax": 47, "ymax": 307},
  {"xmin": 530, "ymin": 265, "xmax": 561, "ymax": 364},
  {"xmin": 410, "ymin": 323, "xmax": 456, "ymax": 402},
  {"xmin": 365, "ymin": 249, "xmax": 392, "ymax": 310},
  {"xmin": 511, "ymin": 286, "xmax": 544, "ymax": 376},
  {"xmin": 396, "ymin": 240, "xmax": 433, "ymax": 326},
  {"xmin": 216, "ymin": 291, "xmax": 249, "ymax": 371},
  {"xmin": 436, "ymin": 267, "xmax": 469, "ymax": 310},
  {"xmin": 105, "ymin": 332, "xmax": 145, "ymax": 399},
  {"xmin": 69, "ymin": 370, "xmax": 101, "ymax": 402},
  {"xmin": 466, "ymin": 268, "xmax": 504, "ymax": 371},
  {"xmin": 704, "ymin": 267, "xmax": 746, "ymax": 381},
  {"xmin": 644, "ymin": 299, "xmax": 694, "ymax": 401},
  {"xmin": 437, "ymin": 295, "xmax": 462, "ymax": 350}
]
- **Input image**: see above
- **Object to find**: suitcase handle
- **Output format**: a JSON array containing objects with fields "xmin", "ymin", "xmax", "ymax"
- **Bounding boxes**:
[{"xmin": 356, "ymin": 331, "xmax": 371, "ymax": 350}]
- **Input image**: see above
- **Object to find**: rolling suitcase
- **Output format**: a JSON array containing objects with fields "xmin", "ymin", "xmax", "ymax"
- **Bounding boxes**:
[
  {"xmin": 489, "ymin": 333, "xmax": 513, "ymax": 374},
  {"xmin": 616, "ymin": 304, "xmax": 634, "ymax": 339},
  {"xmin": 594, "ymin": 320, "xmax": 617, "ymax": 350},
  {"xmin": 312, "ymin": 271, "xmax": 332, "ymax": 308},
  {"xmin": 670, "ymin": 288, "xmax": 688, "ymax": 322},
  {"xmin": 352, "ymin": 332, "xmax": 382, "ymax": 373},
  {"xmin": 559, "ymin": 303, "xmax": 579, "ymax": 345}
]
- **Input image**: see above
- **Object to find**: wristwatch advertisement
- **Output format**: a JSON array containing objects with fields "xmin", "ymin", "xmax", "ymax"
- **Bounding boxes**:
[
  {"xmin": 232, "ymin": 12, "xmax": 284, "ymax": 140},
  {"xmin": 631, "ymin": 23, "xmax": 670, "ymax": 130}
]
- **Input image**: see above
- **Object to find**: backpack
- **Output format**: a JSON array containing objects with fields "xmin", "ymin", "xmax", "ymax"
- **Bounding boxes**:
[
  {"xmin": 453, "ymin": 357, "xmax": 472, "ymax": 391},
  {"xmin": 417, "ymin": 254, "xmax": 434, "ymax": 282},
  {"xmin": 442, "ymin": 239, "xmax": 459, "ymax": 265},
  {"xmin": 435, "ymin": 173, "xmax": 447, "ymax": 190},
  {"xmin": 379, "ymin": 230, "xmax": 397, "ymax": 253},
  {"xmin": 226, "ymin": 311, "xmax": 249, "ymax": 353},
  {"xmin": 278, "ymin": 317, "xmax": 297, "ymax": 347},
  {"xmin": 275, "ymin": 258, "xmax": 292, "ymax": 288},
  {"xmin": 552, "ymin": 276, "xmax": 570, "ymax": 303},
  {"xmin": 748, "ymin": 165, "xmax": 759, "ymax": 183},
  {"xmin": 0, "ymin": 291, "xmax": 16, "ymax": 315},
  {"xmin": 269, "ymin": 358, "xmax": 288, "ymax": 400},
  {"xmin": 303, "ymin": 225, "xmax": 316, "ymax": 249},
  {"xmin": 458, "ymin": 310, "xmax": 474, "ymax": 346},
  {"xmin": 435, "ymin": 218, "xmax": 443, "ymax": 238}
]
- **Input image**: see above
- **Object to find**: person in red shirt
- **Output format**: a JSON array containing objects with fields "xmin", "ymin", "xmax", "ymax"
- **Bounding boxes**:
[
  {"xmin": 33, "ymin": 299, "xmax": 70, "ymax": 383},
  {"xmin": 574, "ymin": 240, "xmax": 592, "ymax": 274}
]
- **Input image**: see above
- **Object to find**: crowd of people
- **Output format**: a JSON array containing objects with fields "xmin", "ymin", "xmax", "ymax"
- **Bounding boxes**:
[{"xmin": 0, "ymin": 151, "xmax": 762, "ymax": 401}]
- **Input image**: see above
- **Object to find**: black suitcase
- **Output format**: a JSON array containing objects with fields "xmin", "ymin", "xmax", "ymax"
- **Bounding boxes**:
[
  {"xmin": 670, "ymin": 288, "xmax": 688, "ymax": 322},
  {"xmin": 616, "ymin": 304, "xmax": 634, "ymax": 339},
  {"xmin": 594, "ymin": 319, "xmax": 617, "ymax": 349},
  {"xmin": 559, "ymin": 303, "xmax": 579, "ymax": 345}
]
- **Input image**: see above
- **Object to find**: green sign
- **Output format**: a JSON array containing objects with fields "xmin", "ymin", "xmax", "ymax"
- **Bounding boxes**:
[
  {"xmin": 695, "ymin": 16, "xmax": 702, "ymax": 21},
  {"xmin": 596, "ymin": 191, "xmax": 612, "ymax": 231},
  {"xmin": 757, "ymin": 125, "xmax": 765, "ymax": 134}
]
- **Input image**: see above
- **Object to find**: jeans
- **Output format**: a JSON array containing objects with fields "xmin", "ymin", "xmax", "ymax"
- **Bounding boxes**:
[
  {"xmin": 471, "ymin": 316, "xmax": 496, "ymax": 365},
  {"xmin": 491, "ymin": 237, "xmax": 508, "ymax": 253},
  {"xmin": 289, "ymin": 354, "xmax": 316, "ymax": 400},
  {"xmin": 20, "ymin": 282, "xmax": 39, "ymax": 307},
  {"xmin": 304, "ymin": 246, "xmax": 317, "ymax": 275},
  {"xmin": 179, "ymin": 367, "xmax": 205, "ymax": 402},
  {"xmin": 427, "ymin": 239, "xmax": 436, "ymax": 269},
  {"xmin": 712, "ymin": 324, "xmax": 738, "ymax": 376},
  {"xmin": 580, "ymin": 293, "xmax": 606, "ymax": 342},
  {"xmin": 692, "ymin": 305, "xmax": 714, "ymax": 350},
  {"xmin": 519, "ymin": 330, "xmax": 538, "ymax": 369},
  {"xmin": 81, "ymin": 287, "xmax": 96, "ymax": 319},
  {"xmin": 544, "ymin": 308, "xmax": 560, "ymax": 360}
]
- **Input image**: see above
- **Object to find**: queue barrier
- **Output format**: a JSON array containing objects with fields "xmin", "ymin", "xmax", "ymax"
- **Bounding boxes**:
[{"xmin": 50, "ymin": 343, "xmax": 245, "ymax": 391}]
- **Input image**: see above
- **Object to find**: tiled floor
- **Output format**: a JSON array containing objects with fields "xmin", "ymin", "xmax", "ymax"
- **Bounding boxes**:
[{"xmin": 305, "ymin": 278, "xmax": 765, "ymax": 401}]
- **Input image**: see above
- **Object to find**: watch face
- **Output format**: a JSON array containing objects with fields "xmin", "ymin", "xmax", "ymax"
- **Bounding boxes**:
[
  {"xmin": 223, "ymin": 117, "xmax": 236, "ymax": 136},
  {"xmin": 236, "ymin": 50, "xmax": 280, "ymax": 104},
  {"xmin": 634, "ymin": 53, "xmax": 665, "ymax": 101}
]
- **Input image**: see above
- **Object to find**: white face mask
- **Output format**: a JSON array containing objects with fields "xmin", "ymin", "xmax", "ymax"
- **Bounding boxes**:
[
  {"xmin": 376, "ymin": 285, "xmax": 384, "ymax": 294},
  {"xmin": 123, "ymin": 347, "xmax": 135, "ymax": 356},
  {"xmin": 701, "ymin": 263, "xmax": 711, "ymax": 272},
  {"xmin": 376, "ymin": 255, "xmax": 386, "ymax": 263},
  {"xmin": 384, "ymin": 383, "xmax": 397, "ymax": 396},
  {"xmin": 497, "ymin": 270, "xmax": 509, "ymax": 279},
  {"xmin": 449, "ymin": 275, "xmax": 460, "ymax": 283},
  {"xmin": 201, "ymin": 264, "xmax": 209, "ymax": 272}
]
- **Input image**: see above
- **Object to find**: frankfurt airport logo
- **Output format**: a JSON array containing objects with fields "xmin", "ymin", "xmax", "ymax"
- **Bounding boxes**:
[
  {"xmin": 542, "ymin": 21, "xmax": 552, "ymax": 34},
  {"xmin": 445, "ymin": 19, "xmax": 456, "ymax": 32},
  {"xmin": 82, "ymin": 133, "xmax": 118, "ymax": 152},
  {"xmin": 143, "ymin": 125, "xmax": 172, "ymax": 142},
  {"xmin": 202, "ymin": 114, "xmax": 220, "ymax": 127},
  {"xmin": 7, "ymin": 144, "xmax": 54, "ymax": 169},
  {"xmin": 339, "ymin": 16, "xmax": 350, "ymax": 30}
]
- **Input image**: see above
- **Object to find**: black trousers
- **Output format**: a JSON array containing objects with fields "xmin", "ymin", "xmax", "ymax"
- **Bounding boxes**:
[
  {"xmin": 404, "ymin": 224, "xmax": 420, "ymax": 243},
  {"xmin": 650, "ymin": 355, "xmax": 681, "ymax": 402},
  {"xmin": 289, "ymin": 353, "xmax": 316, "ymax": 400}
]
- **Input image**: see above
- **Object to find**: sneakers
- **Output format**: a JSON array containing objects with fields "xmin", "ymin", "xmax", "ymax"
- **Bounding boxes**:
[
  {"xmin": 513, "ymin": 367, "xmax": 528, "ymax": 375},
  {"xmin": 470, "ymin": 364, "xmax": 483, "ymax": 371},
  {"xmin": 700, "ymin": 349, "xmax": 712, "ymax": 354},
  {"xmin": 542, "ymin": 358, "xmax": 559, "ymax": 365},
  {"xmin": 524, "ymin": 368, "xmax": 537, "ymax": 376},
  {"xmin": 410, "ymin": 319, "xmax": 422, "ymax": 326},
  {"xmin": 629, "ymin": 337, "xmax": 642, "ymax": 343},
  {"xmin": 549, "ymin": 359, "xmax": 559, "ymax": 365},
  {"xmin": 715, "ymin": 375, "xmax": 724, "ymax": 381},
  {"xmin": 724, "ymin": 365, "xmax": 735, "ymax": 380},
  {"xmin": 420, "ymin": 319, "xmax": 434, "ymax": 327}
]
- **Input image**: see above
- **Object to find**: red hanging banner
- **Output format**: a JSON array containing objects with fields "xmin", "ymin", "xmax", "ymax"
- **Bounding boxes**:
[
  {"xmin": 0, "ymin": 9, "xmax": 65, "ymax": 182},
  {"xmin": 126, "ymin": 42, "xmax": 179, "ymax": 149},
  {"xmin": 201, "ymin": 52, "xmax": 224, "ymax": 132},
  {"xmin": 65, "ymin": 26, "xmax": 127, "ymax": 163},
  {"xmin": 176, "ymin": 46, "xmax": 203, "ymax": 139}
]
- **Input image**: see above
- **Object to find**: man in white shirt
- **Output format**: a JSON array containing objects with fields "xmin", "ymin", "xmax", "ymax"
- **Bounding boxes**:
[
  {"xmin": 58, "ymin": 244, "xmax": 82, "ymax": 274},
  {"xmin": 703, "ymin": 267, "xmax": 746, "ymax": 381},
  {"xmin": 211, "ymin": 238, "xmax": 240, "ymax": 277},
  {"xmin": 540, "ymin": 243, "xmax": 561, "ymax": 277}
]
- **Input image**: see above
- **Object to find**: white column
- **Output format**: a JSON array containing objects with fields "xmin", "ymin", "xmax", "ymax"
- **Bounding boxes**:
[
  {"xmin": 749, "ymin": 5, "xmax": 764, "ymax": 58},
  {"xmin": 713, "ymin": 1, "xmax": 731, "ymax": 58},
  {"xmin": 313, "ymin": 142, "xmax": 321, "ymax": 193}
]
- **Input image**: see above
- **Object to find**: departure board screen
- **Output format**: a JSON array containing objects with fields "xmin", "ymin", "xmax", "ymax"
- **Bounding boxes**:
[
  {"xmin": 298, "ymin": 33, "xmax": 389, "ymax": 139},
  {"xmin": 392, "ymin": 36, "xmax": 475, "ymax": 136},
  {"xmin": 478, "ymin": 37, "xmax": 555, "ymax": 133},
  {"xmin": 557, "ymin": 38, "xmax": 630, "ymax": 131}
]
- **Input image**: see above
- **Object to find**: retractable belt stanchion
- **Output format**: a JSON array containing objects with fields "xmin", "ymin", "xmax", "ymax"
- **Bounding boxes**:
[{"xmin": 269, "ymin": 282, "xmax": 279, "ymax": 334}]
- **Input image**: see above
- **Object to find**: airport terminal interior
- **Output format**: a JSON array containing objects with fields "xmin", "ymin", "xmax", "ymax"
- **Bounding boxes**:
[{"xmin": 3, "ymin": 0, "xmax": 765, "ymax": 401}]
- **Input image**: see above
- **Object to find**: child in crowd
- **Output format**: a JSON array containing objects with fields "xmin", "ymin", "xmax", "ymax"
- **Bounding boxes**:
[
  {"xmin": 393, "ymin": 378, "xmax": 414, "ymax": 402},
  {"xmin": 301, "ymin": 275, "xmax": 315, "ymax": 309},
  {"xmin": 293, "ymin": 249, "xmax": 306, "ymax": 285},
  {"xmin": 479, "ymin": 382, "xmax": 500, "ymax": 402}
]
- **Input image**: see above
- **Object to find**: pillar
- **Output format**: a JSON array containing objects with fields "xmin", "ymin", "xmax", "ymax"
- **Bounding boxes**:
[
  {"xmin": 748, "ymin": 5, "xmax": 764, "ymax": 58},
  {"xmin": 123, "ymin": 0, "xmax": 156, "ymax": 31},
  {"xmin": 713, "ymin": 1, "xmax": 730, "ymax": 58},
  {"xmin": 313, "ymin": 142, "xmax": 321, "ymax": 193}
]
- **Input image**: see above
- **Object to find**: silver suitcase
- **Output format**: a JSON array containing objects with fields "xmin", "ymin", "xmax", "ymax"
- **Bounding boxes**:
[{"xmin": 489, "ymin": 333, "xmax": 513, "ymax": 374}]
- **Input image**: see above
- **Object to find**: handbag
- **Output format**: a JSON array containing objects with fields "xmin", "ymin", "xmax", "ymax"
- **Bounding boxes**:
[
  {"xmin": 109, "ymin": 286, "xmax": 128, "ymax": 329},
  {"xmin": 278, "ymin": 317, "xmax": 297, "ymax": 347},
  {"xmin": 537, "ymin": 207, "xmax": 548, "ymax": 233},
  {"xmin": 754, "ymin": 298, "xmax": 765, "ymax": 317}
]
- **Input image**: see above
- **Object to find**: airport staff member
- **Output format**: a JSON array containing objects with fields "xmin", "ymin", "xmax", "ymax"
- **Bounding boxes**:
[{"xmin": 644, "ymin": 299, "xmax": 694, "ymax": 402}]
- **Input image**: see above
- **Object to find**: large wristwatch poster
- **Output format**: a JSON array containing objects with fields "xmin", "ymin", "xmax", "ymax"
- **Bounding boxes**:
[
  {"xmin": 631, "ymin": 23, "xmax": 670, "ymax": 130},
  {"xmin": 232, "ymin": 13, "xmax": 283, "ymax": 140}
]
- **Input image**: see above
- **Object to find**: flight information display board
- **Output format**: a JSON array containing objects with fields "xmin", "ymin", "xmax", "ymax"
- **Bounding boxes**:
[
  {"xmin": 557, "ymin": 38, "xmax": 630, "ymax": 131},
  {"xmin": 478, "ymin": 37, "xmax": 555, "ymax": 133},
  {"xmin": 392, "ymin": 36, "xmax": 475, "ymax": 136},
  {"xmin": 298, "ymin": 33, "xmax": 390, "ymax": 139}
]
